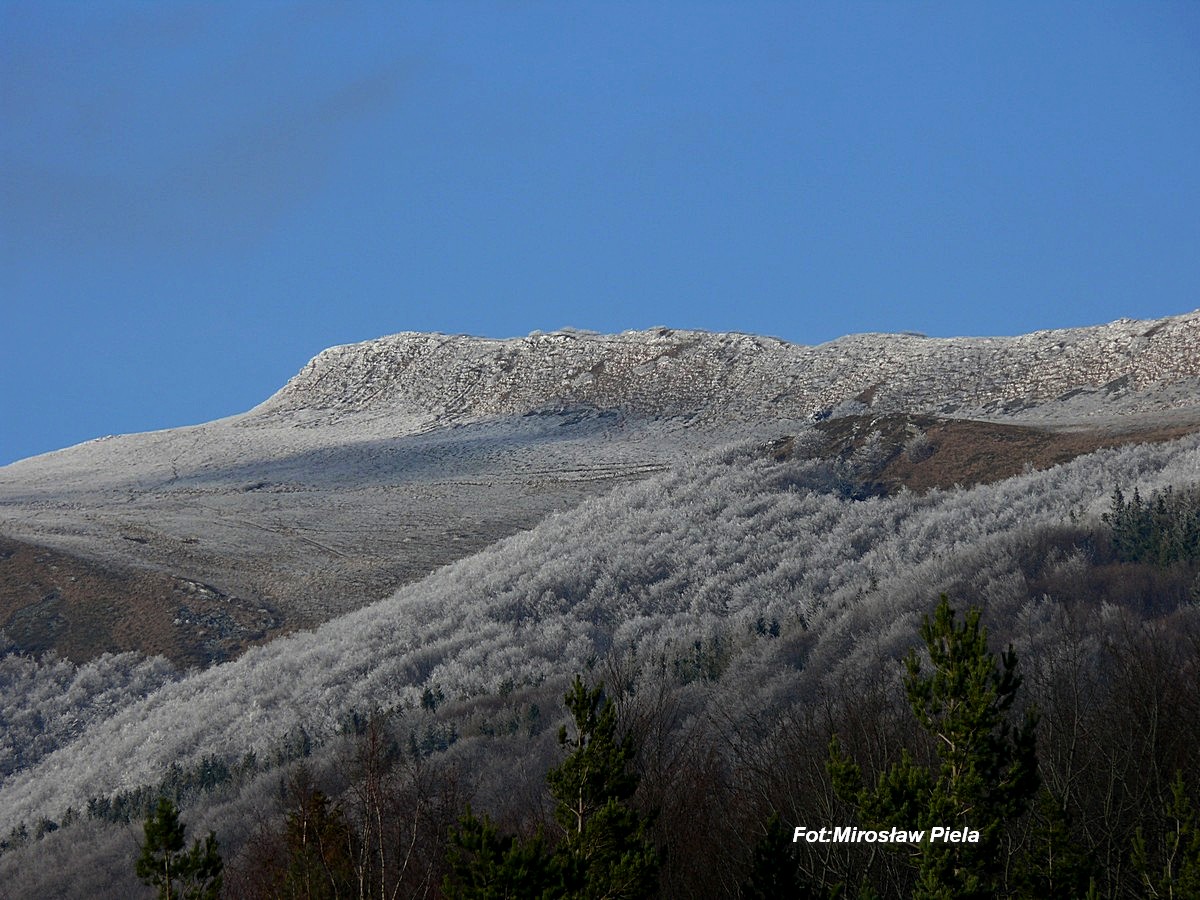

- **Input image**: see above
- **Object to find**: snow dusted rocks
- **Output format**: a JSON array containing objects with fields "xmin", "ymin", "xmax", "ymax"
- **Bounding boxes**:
[{"xmin": 252, "ymin": 311, "xmax": 1200, "ymax": 427}]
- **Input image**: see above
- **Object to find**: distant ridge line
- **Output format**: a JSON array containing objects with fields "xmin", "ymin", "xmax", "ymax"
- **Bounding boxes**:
[{"xmin": 253, "ymin": 310, "xmax": 1200, "ymax": 424}]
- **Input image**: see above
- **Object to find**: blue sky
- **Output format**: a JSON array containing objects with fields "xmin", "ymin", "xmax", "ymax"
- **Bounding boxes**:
[{"xmin": 2, "ymin": 2, "xmax": 1198, "ymax": 465}]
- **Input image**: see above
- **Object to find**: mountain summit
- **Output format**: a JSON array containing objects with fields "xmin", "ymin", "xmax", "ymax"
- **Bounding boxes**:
[{"xmin": 257, "ymin": 312, "xmax": 1200, "ymax": 425}]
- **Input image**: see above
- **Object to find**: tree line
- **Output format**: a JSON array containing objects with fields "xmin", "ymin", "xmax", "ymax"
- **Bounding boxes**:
[
  {"xmin": 1104, "ymin": 483, "xmax": 1200, "ymax": 567},
  {"xmin": 141, "ymin": 587, "xmax": 1198, "ymax": 898}
]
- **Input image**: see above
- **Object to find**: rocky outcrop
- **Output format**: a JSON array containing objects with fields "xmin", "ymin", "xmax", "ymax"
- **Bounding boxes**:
[{"xmin": 252, "ymin": 311, "xmax": 1200, "ymax": 426}]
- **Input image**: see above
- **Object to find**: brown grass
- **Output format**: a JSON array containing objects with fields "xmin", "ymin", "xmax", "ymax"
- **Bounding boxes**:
[
  {"xmin": 812, "ymin": 414, "xmax": 1200, "ymax": 494},
  {"xmin": 0, "ymin": 536, "xmax": 280, "ymax": 666}
]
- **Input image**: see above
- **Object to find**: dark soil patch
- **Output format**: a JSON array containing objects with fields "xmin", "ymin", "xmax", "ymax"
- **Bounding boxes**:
[
  {"xmin": 0, "ymin": 535, "xmax": 280, "ymax": 666},
  {"xmin": 811, "ymin": 414, "xmax": 1200, "ymax": 494}
]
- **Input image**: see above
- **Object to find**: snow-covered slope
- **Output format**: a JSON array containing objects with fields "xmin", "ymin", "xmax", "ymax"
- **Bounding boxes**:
[
  {"xmin": 1, "ymin": 312, "xmax": 1198, "ymax": 663},
  {"xmin": 1, "ymin": 424, "xmax": 1197, "ymax": 834},
  {"xmin": 3, "ymin": 312, "xmax": 1200, "ymax": 890}
]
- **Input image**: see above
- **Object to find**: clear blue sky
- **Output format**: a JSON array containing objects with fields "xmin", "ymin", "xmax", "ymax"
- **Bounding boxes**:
[{"xmin": 2, "ymin": 2, "xmax": 1198, "ymax": 465}]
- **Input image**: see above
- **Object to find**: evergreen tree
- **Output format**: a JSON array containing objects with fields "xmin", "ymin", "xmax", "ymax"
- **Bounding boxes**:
[
  {"xmin": 742, "ymin": 812, "xmax": 842, "ymax": 900},
  {"xmin": 444, "ymin": 676, "xmax": 657, "ymax": 899},
  {"xmin": 1131, "ymin": 770, "xmax": 1200, "ymax": 899},
  {"xmin": 829, "ymin": 595, "xmax": 1039, "ymax": 899},
  {"xmin": 135, "ymin": 797, "xmax": 223, "ymax": 900},
  {"xmin": 1104, "ymin": 483, "xmax": 1200, "ymax": 566},
  {"xmin": 444, "ymin": 807, "xmax": 560, "ymax": 900},
  {"xmin": 280, "ymin": 772, "xmax": 356, "ymax": 900},
  {"xmin": 547, "ymin": 676, "xmax": 658, "ymax": 899},
  {"xmin": 1015, "ymin": 791, "xmax": 1097, "ymax": 900}
]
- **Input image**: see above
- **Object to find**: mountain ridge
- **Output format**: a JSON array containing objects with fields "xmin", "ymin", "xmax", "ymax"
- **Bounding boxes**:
[
  {"xmin": 253, "ymin": 310, "xmax": 1200, "ymax": 425},
  {"xmin": 2, "ymin": 310, "xmax": 1199, "ymax": 667}
]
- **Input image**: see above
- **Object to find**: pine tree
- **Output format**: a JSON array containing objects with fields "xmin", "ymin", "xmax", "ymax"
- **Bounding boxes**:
[
  {"xmin": 444, "ymin": 807, "xmax": 559, "ymax": 900},
  {"xmin": 444, "ymin": 676, "xmax": 657, "ymax": 899},
  {"xmin": 742, "ymin": 812, "xmax": 841, "ymax": 899},
  {"xmin": 1016, "ymin": 791, "xmax": 1097, "ymax": 899},
  {"xmin": 135, "ymin": 797, "xmax": 223, "ymax": 900},
  {"xmin": 1131, "ymin": 770, "xmax": 1200, "ymax": 899},
  {"xmin": 547, "ymin": 676, "xmax": 658, "ymax": 899},
  {"xmin": 829, "ymin": 595, "xmax": 1039, "ymax": 899},
  {"xmin": 280, "ymin": 771, "xmax": 357, "ymax": 900}
]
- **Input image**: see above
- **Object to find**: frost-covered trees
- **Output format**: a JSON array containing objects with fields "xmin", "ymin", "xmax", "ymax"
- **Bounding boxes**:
[
  {"xmin": 5, "ymin": 433, "xmax": 1200, "ymax": 895},
  {"xmin": 0, "ymin": 651, "xmax": 174, "ymax": 782}
]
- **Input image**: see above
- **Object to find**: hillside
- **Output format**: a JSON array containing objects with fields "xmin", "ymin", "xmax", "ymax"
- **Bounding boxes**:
[
  {"xmin": 2, "ymin": 312, "xmax": 1199, "ymax": 665},
  {"xmin": 1, "ymin": 312, "xmax": 1200, "ymax": 896}
]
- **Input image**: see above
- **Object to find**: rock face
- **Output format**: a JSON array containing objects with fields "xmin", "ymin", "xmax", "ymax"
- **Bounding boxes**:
[
  {"xmin": 2, "ymin": 310, "xmax": 1199, "ymax": 664},
  {"xmin": 255, "ymin": 311, "xmax": 1200, "ymax": 425}
]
